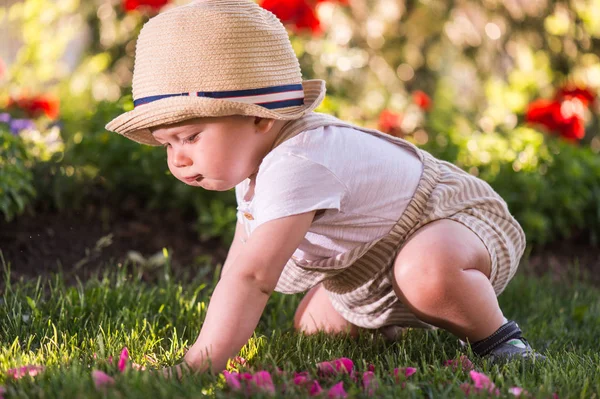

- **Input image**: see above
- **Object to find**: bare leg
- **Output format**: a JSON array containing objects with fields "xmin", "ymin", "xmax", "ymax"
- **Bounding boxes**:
[
  {"xmin": 392, "ymin": 219, "xmax": 505, "ymax": 342},
  {"xmin": 294, "ymin": 283, "xmax": 359, "ymax": 337}
]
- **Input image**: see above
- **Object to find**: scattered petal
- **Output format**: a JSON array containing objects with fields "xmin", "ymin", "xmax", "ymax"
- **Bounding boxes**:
[
  {"xmin": 362, "ymin": 371, "xmax": 379, "ymax": 396},
  {"xmin": 469, "ymin": 370, "xmax": 500, "ymax": 396},
  {"xmin": 393, "ymin": 366, "xmax": 417, "ymax": 382},
  {"xmin": 252, "ymin": 371, "xmax": 275, "ymax": 394},
  {"xmin": 460, "ymin": 382, "xmax": 472, "ymax": 395},
  {"xmin": 240, "ymin": 372, "xmax": 253, "ymax": 381},
  {"xmin": 444, "ymin": 356, "xmax": 474, "ymax": 372},
  {"xmin": 118, "ymin": 347, "xmax": 129, "ymax": 372},
  {"xmin": 328, "ymin": 381, "xmax": 347, "ymax": 398},
  {"xmin": 470, "ymin": 370, "xmax": 492, "ymax": 389},
  {"xmin": 223, "ymin": 371, "xmax": 242, "ymax": 391},
  {"xmin": 293, "ymin": 371, "xmax": 310, "ymax": 385},
  {"xmin": 317, "ymin": 357, "xmax": 354, "ymax": 377},
  {"xmin": 6, "ymin": 365, "xmax": 45, "ymax": 379},
  {"xmin": 309, "ymin": 380, "xmax": 323, "ymax": 396},
  {"xmin": 509, "ymin": 386, "xmax": 527, "ymax": 396},
  {"xmin": 92, "ymin": 370, "xmax": 115, "ymax": 391}
]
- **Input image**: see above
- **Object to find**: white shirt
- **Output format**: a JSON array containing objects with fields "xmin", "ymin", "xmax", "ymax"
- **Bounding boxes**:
[{"xmin": 235, "ymin": 125, "xmax": 423, "ymax": 261}]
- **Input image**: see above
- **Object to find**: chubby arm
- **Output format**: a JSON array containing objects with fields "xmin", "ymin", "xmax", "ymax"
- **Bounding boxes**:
[
  {"xmin": 184, "ymin": 210, "xmax": 316, "ymax": 373},
  {"xmin": 221, "ymin": 220, "xmax": 247, "ymax": 274}
]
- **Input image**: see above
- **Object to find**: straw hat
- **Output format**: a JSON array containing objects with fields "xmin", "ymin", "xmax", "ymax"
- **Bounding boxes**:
[{"xmin": 105, "ymin": 0, "xmax": 326, "ymax": 146}]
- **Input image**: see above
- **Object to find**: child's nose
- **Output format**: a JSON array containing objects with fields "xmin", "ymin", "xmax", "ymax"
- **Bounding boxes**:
[{"xmin": 171, "ymin": 148, "xmax": 192, "ymax": 168}]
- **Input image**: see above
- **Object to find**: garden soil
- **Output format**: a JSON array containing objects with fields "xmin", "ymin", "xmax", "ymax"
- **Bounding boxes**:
[{"xmin": 0, "ymin": 202, "xmax": 598, "ymax": 287}]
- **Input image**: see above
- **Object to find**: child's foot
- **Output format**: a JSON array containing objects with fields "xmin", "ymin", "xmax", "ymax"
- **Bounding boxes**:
[
  {"xmin": 485, "ymin": 337, "xmax": 546, "ymax": 363},
  {"xmin": 471, "ymin": 320, "xmax": 546, "ymax": 363}
]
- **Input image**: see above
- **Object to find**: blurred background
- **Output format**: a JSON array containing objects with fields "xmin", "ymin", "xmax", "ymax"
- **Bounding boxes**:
[{"xmin": 1, "ymin": 0, "xmax": 599, "ymax": 280}]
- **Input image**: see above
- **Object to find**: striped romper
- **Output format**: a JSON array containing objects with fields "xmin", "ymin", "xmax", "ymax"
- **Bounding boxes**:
[{"xmin": 242, "ymin": 112, "xmax": 526, "ymax": 330}]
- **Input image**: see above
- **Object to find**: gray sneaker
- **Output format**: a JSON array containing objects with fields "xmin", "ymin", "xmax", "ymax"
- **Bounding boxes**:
[
  {"xmin": 486, "ymin": 337, "xmax": 546, "ymax": 363},
  {"xmin": 471, "ymin": 321, "xmax": 546, "ymax": 363}
]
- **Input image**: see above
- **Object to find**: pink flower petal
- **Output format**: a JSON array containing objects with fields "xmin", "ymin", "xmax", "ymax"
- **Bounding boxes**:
[
  {"xmin": 469, "ymin": 371, "xmax": 500, "ymax": 396},
  {"xmin": 317, "ymin": 357, "xmax": 354, "ymax": 377},
  {"xmin": 91, "ymin": 370, "xmax": 115, "ymax": 391},
  {"xmin": 367, "ymin": 363, "xmax": 375, "ymax": 372},
  {"xmin": 309, "ymin": 380, "xmax": 323, "ymax": 396},
  {"xmin": 240, "ymin": 372, "xmax": 253, "ymax": 381},
  {"xmin": 328, "ymin": 381, "xmax": 347, "ymax": 398},
  {"xmin": 223, "ymin": 371, "xmax": 242, "ymax": 391},
  {"xmin": 293, "ymin": 371, "xmax": 310, "ymax": 385},
  {"xmin": 444, "ymin": 356, "xmax": 474, "ymax": 372},
  {"xmin": 118, "ymin": 347, "xmax": 129, "ymax": 372},
  {"xmin": 470, "ymin": 370, "xmax": 492, "ymax": 389},
  {"xmin": 362, "ymin": 371, "xmax": 379, "ymax": 396},
  {"xmin": 6, "ymin": 365, "xmax": 45, "ymax": 379},
  {"xmin": 460, "ymin": 382, "xmax": 472, "ymax": 395},
  {"xmin": 252, "ymin": 371, "xmax": 275, "ymax": 394},
  {"xmin": 393, "ymin": 366, "xmax": 417, "ymax": 382},
  {"xmin": 509, "ymin": 387, "xmax": 526, "ymax": 396}
]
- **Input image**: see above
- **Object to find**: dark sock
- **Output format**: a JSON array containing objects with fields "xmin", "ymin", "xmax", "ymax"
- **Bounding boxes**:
[{"xmin": 471, "ymin": 320, "xmax": 523, "ymax": 357}]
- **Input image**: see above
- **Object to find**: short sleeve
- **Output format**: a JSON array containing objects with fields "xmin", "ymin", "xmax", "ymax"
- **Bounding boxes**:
[{"xmin": 252, "ymin": 153, "xmax": 347, "ymax": 227}]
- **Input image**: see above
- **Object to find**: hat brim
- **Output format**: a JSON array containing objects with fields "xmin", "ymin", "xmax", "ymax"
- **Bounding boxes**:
[{"xmin": 105, "ymin": 80, "xmax": 326, "ymax": 146}]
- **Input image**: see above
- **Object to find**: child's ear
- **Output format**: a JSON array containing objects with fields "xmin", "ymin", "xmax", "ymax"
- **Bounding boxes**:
[{"xmin": 253, "ymin": 117, "xmax": 276, "ymax": 133}]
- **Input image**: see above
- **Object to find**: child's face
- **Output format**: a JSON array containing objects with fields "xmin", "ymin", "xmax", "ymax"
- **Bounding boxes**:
[{"xmin": 151, "ymin": 115, "xmax": 277, "ymax": 191}]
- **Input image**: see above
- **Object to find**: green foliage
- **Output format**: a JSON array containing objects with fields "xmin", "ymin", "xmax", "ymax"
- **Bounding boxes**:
[
  {"xmin": 0, "ymin": 127, "xmax": 36, "ymax": 222},
  {"xmin": 42, "ymin": 99, "xmax": 237, "ymax": 243},
  {"xmin": 492, "ymin": 141, "xmax": 600, "ymax": 246}
]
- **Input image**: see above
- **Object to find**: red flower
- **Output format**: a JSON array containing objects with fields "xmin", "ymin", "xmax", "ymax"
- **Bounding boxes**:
[
  {"xmin": 525, "ymin": 98, "xmax": 585, "ymax": 141},
  {"xmin": 555, "ymin": 85, "xmax": 596, "ymax": 107},
  {"xmin": 123, "ymin": 0, "xmax": 169, "ymax": 12},
  {"xmin": 378, "ymin": 109, "xmax": 403, "ymax": 137},
  {"xmin": 261, "ymin": 0, "xmax": 321, "ymax": 34},
  {"xmin": 412, "ymin": 90, "xmax": 431, "ymax": 111},
  {"xmin": 8, "ymin": 93, "xmax": 60, "ymax": 120}
]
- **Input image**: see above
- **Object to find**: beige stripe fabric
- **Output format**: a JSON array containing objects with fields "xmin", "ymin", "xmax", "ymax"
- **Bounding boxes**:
[{"xmin": 272, "ymin": 113, "xmax": 526, "ymax": 329}]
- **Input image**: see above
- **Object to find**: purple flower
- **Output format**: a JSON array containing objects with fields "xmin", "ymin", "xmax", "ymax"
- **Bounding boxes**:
[
  {"xmin": 0, "ymin": 113, "xmax": 10, "ymax": 123},
  {"xmin": 9, "ymin": 118, "xmax": 36, "ymax": 135}
]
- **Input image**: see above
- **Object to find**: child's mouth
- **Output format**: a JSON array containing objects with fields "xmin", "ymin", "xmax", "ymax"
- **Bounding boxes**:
[{"xmin": 184, "ymin": 174, "xmax": 203, "ymax": 183}]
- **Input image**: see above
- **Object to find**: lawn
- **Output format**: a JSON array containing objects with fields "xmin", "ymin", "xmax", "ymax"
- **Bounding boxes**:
[{"xmin": 1, "ymin": 253, "xmax": 599, "ymax": 398}]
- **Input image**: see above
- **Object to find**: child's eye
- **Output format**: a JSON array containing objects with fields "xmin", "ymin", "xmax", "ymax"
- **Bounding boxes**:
[{"xmin": 183, "ymin": 133, "xmax": 200, "ymax": 144}]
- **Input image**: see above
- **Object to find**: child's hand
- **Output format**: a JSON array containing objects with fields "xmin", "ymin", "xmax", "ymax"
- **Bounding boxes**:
[{"xmin": 157, "ymin": 362, "xmax": 192, "ymax": 380}]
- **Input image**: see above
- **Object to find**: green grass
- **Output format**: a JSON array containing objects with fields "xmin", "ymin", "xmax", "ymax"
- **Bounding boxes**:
[{"xmin": 1, "ymin": 254, "xmax": 599, "ymax": 398}]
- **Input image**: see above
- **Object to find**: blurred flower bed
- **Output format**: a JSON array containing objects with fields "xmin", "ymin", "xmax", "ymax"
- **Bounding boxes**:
[{"xmin": 1, "ymin": 0, "xmax": 599, "ymax": 246}]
